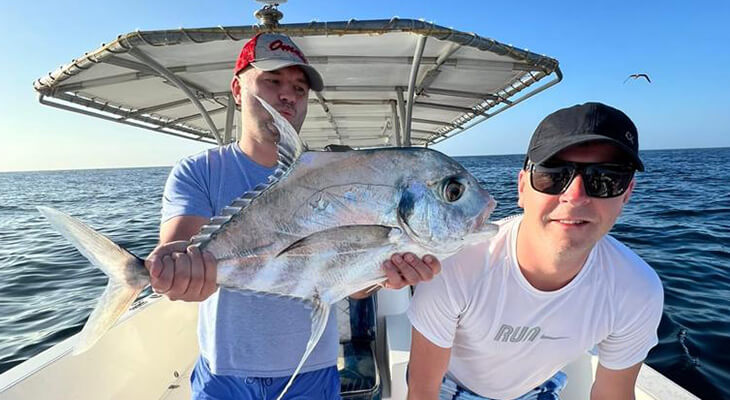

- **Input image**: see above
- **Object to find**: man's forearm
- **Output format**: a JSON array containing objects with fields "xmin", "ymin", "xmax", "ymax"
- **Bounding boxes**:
[
  {"xmin": 408, "ymin": 328, "xmax": 451, "ymax": 400},
  {"xmin": 407, "ymin": 387, "xmax": 440, "ymax": 400},
  {"xmin": 590, "ymin": 388, "xmax": 635, "ymax": 400},
  {"xmin": 590, "ymin": 363, "xmax": 641, "ymax": 400}
]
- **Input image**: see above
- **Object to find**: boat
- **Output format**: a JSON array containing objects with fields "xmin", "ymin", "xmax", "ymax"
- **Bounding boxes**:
[{"xmin": 0, "ymin": 2, "xmax": 700, "ymax": 399}]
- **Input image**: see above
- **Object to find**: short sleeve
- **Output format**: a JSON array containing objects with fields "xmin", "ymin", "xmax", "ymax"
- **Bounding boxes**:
[
  {"xmin": 161, "ymin": 158, "xmax": 213, "ymax": 222},
  {"xmin": 598, "ymin": 272, "xmax": 664, "ymax": 370},
  {"xmin": 407, "ymin": 246, "xmax": 485, "ymax": 349}
]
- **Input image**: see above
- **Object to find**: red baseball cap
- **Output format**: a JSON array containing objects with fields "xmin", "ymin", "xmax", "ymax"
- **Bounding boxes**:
[{"xmin": 233, "ymin": 33, "xmax": 323, "ymax": 91}]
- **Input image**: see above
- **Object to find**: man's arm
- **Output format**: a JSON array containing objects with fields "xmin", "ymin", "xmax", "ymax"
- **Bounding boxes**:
[
  {"xmin": 590, "ymin": 362, "xmax": 641, "ymax": 400},
  {"xmin": 145, "ymin": 215, "xmax": 217, "ymax": 301},
  {"xmin": 407, "ymin": 327, "xmax": 451, "ymax": 400},
  {"xmin": 349, "ymin": 253, "xmax": 442, "ymax": 299},
  {"xmin": 159, "ymin": 215, "xmax": 210, "ymax": 243}
]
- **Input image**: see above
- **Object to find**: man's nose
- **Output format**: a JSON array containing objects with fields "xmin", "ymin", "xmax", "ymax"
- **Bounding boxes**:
[
  {"xmin": 279, "ymin": 84, "xmax": 296, "ymax": 103},
  {"xmin": 559, "ymin": 173, "xmax": 590, "ymax": 204}
]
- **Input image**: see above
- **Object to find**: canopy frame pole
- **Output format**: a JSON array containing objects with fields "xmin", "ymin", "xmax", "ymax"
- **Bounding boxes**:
[
  {"xmin": 403, "ymin": 35, "xmax": 427, "ymax": 147},
  {"xmin": 390, "ymin": 100, "xmax": 402, "ymax": 147},
  {"xmin": 314, "ymin": 92, "xmax": 342, "ymax": 144},
  {"xmin": 395, "ymin": 89, "xmax": 407, "ymax": 144},
  {"xmin": 430, "ymin": 68, "xmax": 564, "ymax": 145},
  {"xmin": 124, "ymin": 98, "xmax": 191, "ymax": 120},
  {"xmin": 224, "ymin": 94, "xmax": 235, "ymax": 143},
  {"xmin": 380, "ymin": 121, "xmax": 391, "ymax": 146},
  {"xmin": 414, "ymin": 42, "xmax": 462, "ymax": 98},
  {"xmin": 127, "ymin": 47, "xmax": 223, "ymax": 145},
  {"xmin": 38, "ymin": 94, "xmax": 216, "ymax": 144},
  {"xmin": 160, "ymin": 106, "xmax": 228, "ymax": 128},
  {"xmin": 101, "ymin": 56, "xmax": 223, "ymax": 103},
  {"xmin": 422, "ymin": 87, "xmax": 500, "ymax": 101},
  {"xmin": 413, "ymin": 117, "xmax": 463, "ymax": 129},
  {"xmin": 414, "ymin": 101, "xmax": 473, "ymax": 113}
]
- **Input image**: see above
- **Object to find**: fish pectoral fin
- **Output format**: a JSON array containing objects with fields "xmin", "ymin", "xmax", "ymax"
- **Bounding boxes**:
[
  {"xmin": 365, "ymin": 282, "xmax": 386, "ymax": 294},
  {"xmin": 274, "ymin": 298, "xmax": 331, "ymax": 400},
  {"xmin": 276, "ymin": 224, "xmax": 403, "ymax": 258}
]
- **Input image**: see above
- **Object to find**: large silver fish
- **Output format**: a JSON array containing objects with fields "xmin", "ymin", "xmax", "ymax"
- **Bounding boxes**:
[{"xmin": 38, "ymin": 96, "xmax": 497, "ymax": 400}]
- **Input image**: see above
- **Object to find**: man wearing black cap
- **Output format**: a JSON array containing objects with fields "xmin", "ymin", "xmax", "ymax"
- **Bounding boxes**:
[
  {"xmin": 407, "ymin": 103, "xmax": 663, "ymax": 399},
  {"xmin": 144, "ymin": 33, "xmax": 441, "ymax": 399}
]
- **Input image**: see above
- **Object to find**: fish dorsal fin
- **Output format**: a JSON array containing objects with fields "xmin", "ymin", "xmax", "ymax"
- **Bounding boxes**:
[
  {"xmin": 190, "ymin": 95, "xmax": 306, "ymax": 246},
  {"xmin": 254, "ymin": 94, "xmax": 306, "ymax": 169}
]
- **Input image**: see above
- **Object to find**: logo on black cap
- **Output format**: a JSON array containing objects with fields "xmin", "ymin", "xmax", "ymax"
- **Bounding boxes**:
[{"xmin": 625, "ymin": 131, "xmax": 635, "ymax": 145}]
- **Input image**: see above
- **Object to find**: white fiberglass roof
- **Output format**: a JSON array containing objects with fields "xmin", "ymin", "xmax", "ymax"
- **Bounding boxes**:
[{"xmin": 34, "ymin": 18, "xmax": 561, "ymax": 149}]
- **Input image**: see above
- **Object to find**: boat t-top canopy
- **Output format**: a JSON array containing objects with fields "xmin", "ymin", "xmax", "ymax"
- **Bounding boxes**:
[{"xmin": 34, "ymin": 7, "xmax": 561, "ymax": 149}]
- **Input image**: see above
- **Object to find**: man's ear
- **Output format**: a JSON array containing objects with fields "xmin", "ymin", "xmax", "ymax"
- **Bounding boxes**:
[
  {"xmin": 622, "ymin": 178, "xmax": 636, "ymax": 204},
  {"xmin": 517, "ymin": 169, "xmax": 527, "ymax": 209},
  {"xmin": 231, "ymin": 76, "xmax": 242, "ymax": 106}
]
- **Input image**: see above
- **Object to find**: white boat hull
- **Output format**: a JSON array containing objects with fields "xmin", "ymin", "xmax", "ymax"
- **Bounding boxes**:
[
  {"xmin": 0, "ymin": 295, "xmax": 198, "ymax": 400},
  {"xmin": 0, "ymin": 291, "xmax": 697, "ymax": 400}
]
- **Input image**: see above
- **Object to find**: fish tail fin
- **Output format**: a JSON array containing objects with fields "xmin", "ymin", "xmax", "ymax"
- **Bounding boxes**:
[
  {"xmin": 73, "ymin": 280, "xmax": 146, "ymax": 355},
  {"xmin": 275, "ymin": 299, "xmax": 331, "ymax": 400},
  {"xmin": 37, "ymin": 206, "xmax": 150, "ymax": 354}
]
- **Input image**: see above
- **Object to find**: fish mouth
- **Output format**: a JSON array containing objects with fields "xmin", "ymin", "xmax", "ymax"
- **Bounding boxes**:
[
  {"xmin": 466, "ymin": 216, "xmax": 499, "ymax": 243},
  {"xmin": 474, "ymin": 195, "xmax": 497, "ymax": 230},
  {"xmin": 463, "ymin": 195, "xmax": 499, "ymax": 243},
  {"xmin": 470, "ymin": 222, "xmax": 499, "ymax": 240}
]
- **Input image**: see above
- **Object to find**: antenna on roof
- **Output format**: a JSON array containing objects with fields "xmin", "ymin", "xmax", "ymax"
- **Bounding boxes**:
[{"xmin": 255, "ymin": 0, "xmax": 286, "ymax": 28}]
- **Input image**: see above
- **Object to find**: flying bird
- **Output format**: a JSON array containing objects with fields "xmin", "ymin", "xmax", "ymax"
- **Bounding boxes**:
[{"xmin": 624, "ymin": 73, "xmax": 651, "ymax": 83}]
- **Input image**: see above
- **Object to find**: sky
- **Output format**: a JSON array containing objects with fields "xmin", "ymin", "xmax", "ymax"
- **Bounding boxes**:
[{"xmin": 1, "ymin": 0, "xmax": 728, "ymax": 172}]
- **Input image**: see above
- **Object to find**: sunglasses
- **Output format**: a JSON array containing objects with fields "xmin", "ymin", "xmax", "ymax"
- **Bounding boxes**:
[{"xmin": 526, "ymin": 160, "xmax": 635, "ymax": 198}]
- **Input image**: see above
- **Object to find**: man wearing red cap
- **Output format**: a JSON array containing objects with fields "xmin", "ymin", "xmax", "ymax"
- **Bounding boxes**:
[
  {"xmin": 407, "ymin": 103, "xmax": 663, "ymax": 399},
  {"xmin": 144, "ymin": 33, "xmax": 441, "ymax": 399}
]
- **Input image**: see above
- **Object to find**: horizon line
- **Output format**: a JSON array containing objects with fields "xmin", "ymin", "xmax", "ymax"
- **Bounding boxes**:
[{"xmin": 1, "ymin": 145, "xmax": 728, "ymax": 174}]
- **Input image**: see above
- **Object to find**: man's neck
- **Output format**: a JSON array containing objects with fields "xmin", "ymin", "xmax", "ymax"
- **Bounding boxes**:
[
  {"xmin": 238, "ymin": 137, "xmax": 278, "ymax": 168},
  {"xmin": 515, "ymin": 225, "xmax": 592, "ymax": 292}
]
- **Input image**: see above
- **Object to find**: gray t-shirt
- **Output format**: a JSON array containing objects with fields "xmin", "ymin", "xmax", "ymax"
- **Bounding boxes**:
[{"xmin": 162, "ymin": 143, "xmax": 338, "ymax": 377}]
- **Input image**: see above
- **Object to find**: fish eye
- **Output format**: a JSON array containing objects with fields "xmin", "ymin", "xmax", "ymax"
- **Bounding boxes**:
[{"xmin": 443, "ymin": 179, "xmax": 465, "ymax": 202}]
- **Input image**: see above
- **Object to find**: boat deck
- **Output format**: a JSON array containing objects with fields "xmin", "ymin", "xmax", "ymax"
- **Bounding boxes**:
[{"xmin": 0, "ymin": 293, "xmax": 699, "ymax": 400}]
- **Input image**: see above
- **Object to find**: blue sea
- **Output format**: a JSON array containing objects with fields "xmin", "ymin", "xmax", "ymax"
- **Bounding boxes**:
[{"xmin": 1, "ymin": 147, "xmax": 728, "ymax": 398}]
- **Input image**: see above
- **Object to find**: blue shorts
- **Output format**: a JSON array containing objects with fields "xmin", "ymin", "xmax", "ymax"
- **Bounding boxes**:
[
  {"xmin": 439, "ymin": 371, "xmax": 567, "ymax": 400},
  {"xmin": 190, "ymin": 356, "xmax": 342, "ymax": 400}
]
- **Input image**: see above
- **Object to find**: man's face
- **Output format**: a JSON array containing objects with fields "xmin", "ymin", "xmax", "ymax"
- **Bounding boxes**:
[
  {"xmin": 235, "ymin": 65, "xmax": 310, "ymax": 143},
  {"xmin": 517, "ymin": 141, "xmax": 635, "ymax": 256}
]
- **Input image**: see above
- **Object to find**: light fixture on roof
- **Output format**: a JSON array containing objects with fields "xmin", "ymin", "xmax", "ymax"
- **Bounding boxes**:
[{"xmin": 255, "ymin": 0, "xmax": 286, "ymax": 28}]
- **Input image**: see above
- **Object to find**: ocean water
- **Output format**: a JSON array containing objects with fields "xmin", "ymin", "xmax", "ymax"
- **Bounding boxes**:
[{"xmin": 1, "ymin": 147, "xmax": 728, "ymax": 398}]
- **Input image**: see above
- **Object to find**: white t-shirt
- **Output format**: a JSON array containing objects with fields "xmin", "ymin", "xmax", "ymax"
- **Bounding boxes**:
[{"xmin": 407, "ymin": 215, "xmax": 664, "ymax": 399}]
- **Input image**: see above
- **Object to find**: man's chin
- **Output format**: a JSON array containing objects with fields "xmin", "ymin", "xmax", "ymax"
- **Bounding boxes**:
[{"xmin": 553, "ymin": 233, "xmax": 599, "ymax": 257}]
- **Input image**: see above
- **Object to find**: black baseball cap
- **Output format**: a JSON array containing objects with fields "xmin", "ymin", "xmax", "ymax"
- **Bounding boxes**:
[{"xmin": 526, "ymin": 102, "xmax": 644, "ymax": 171}]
